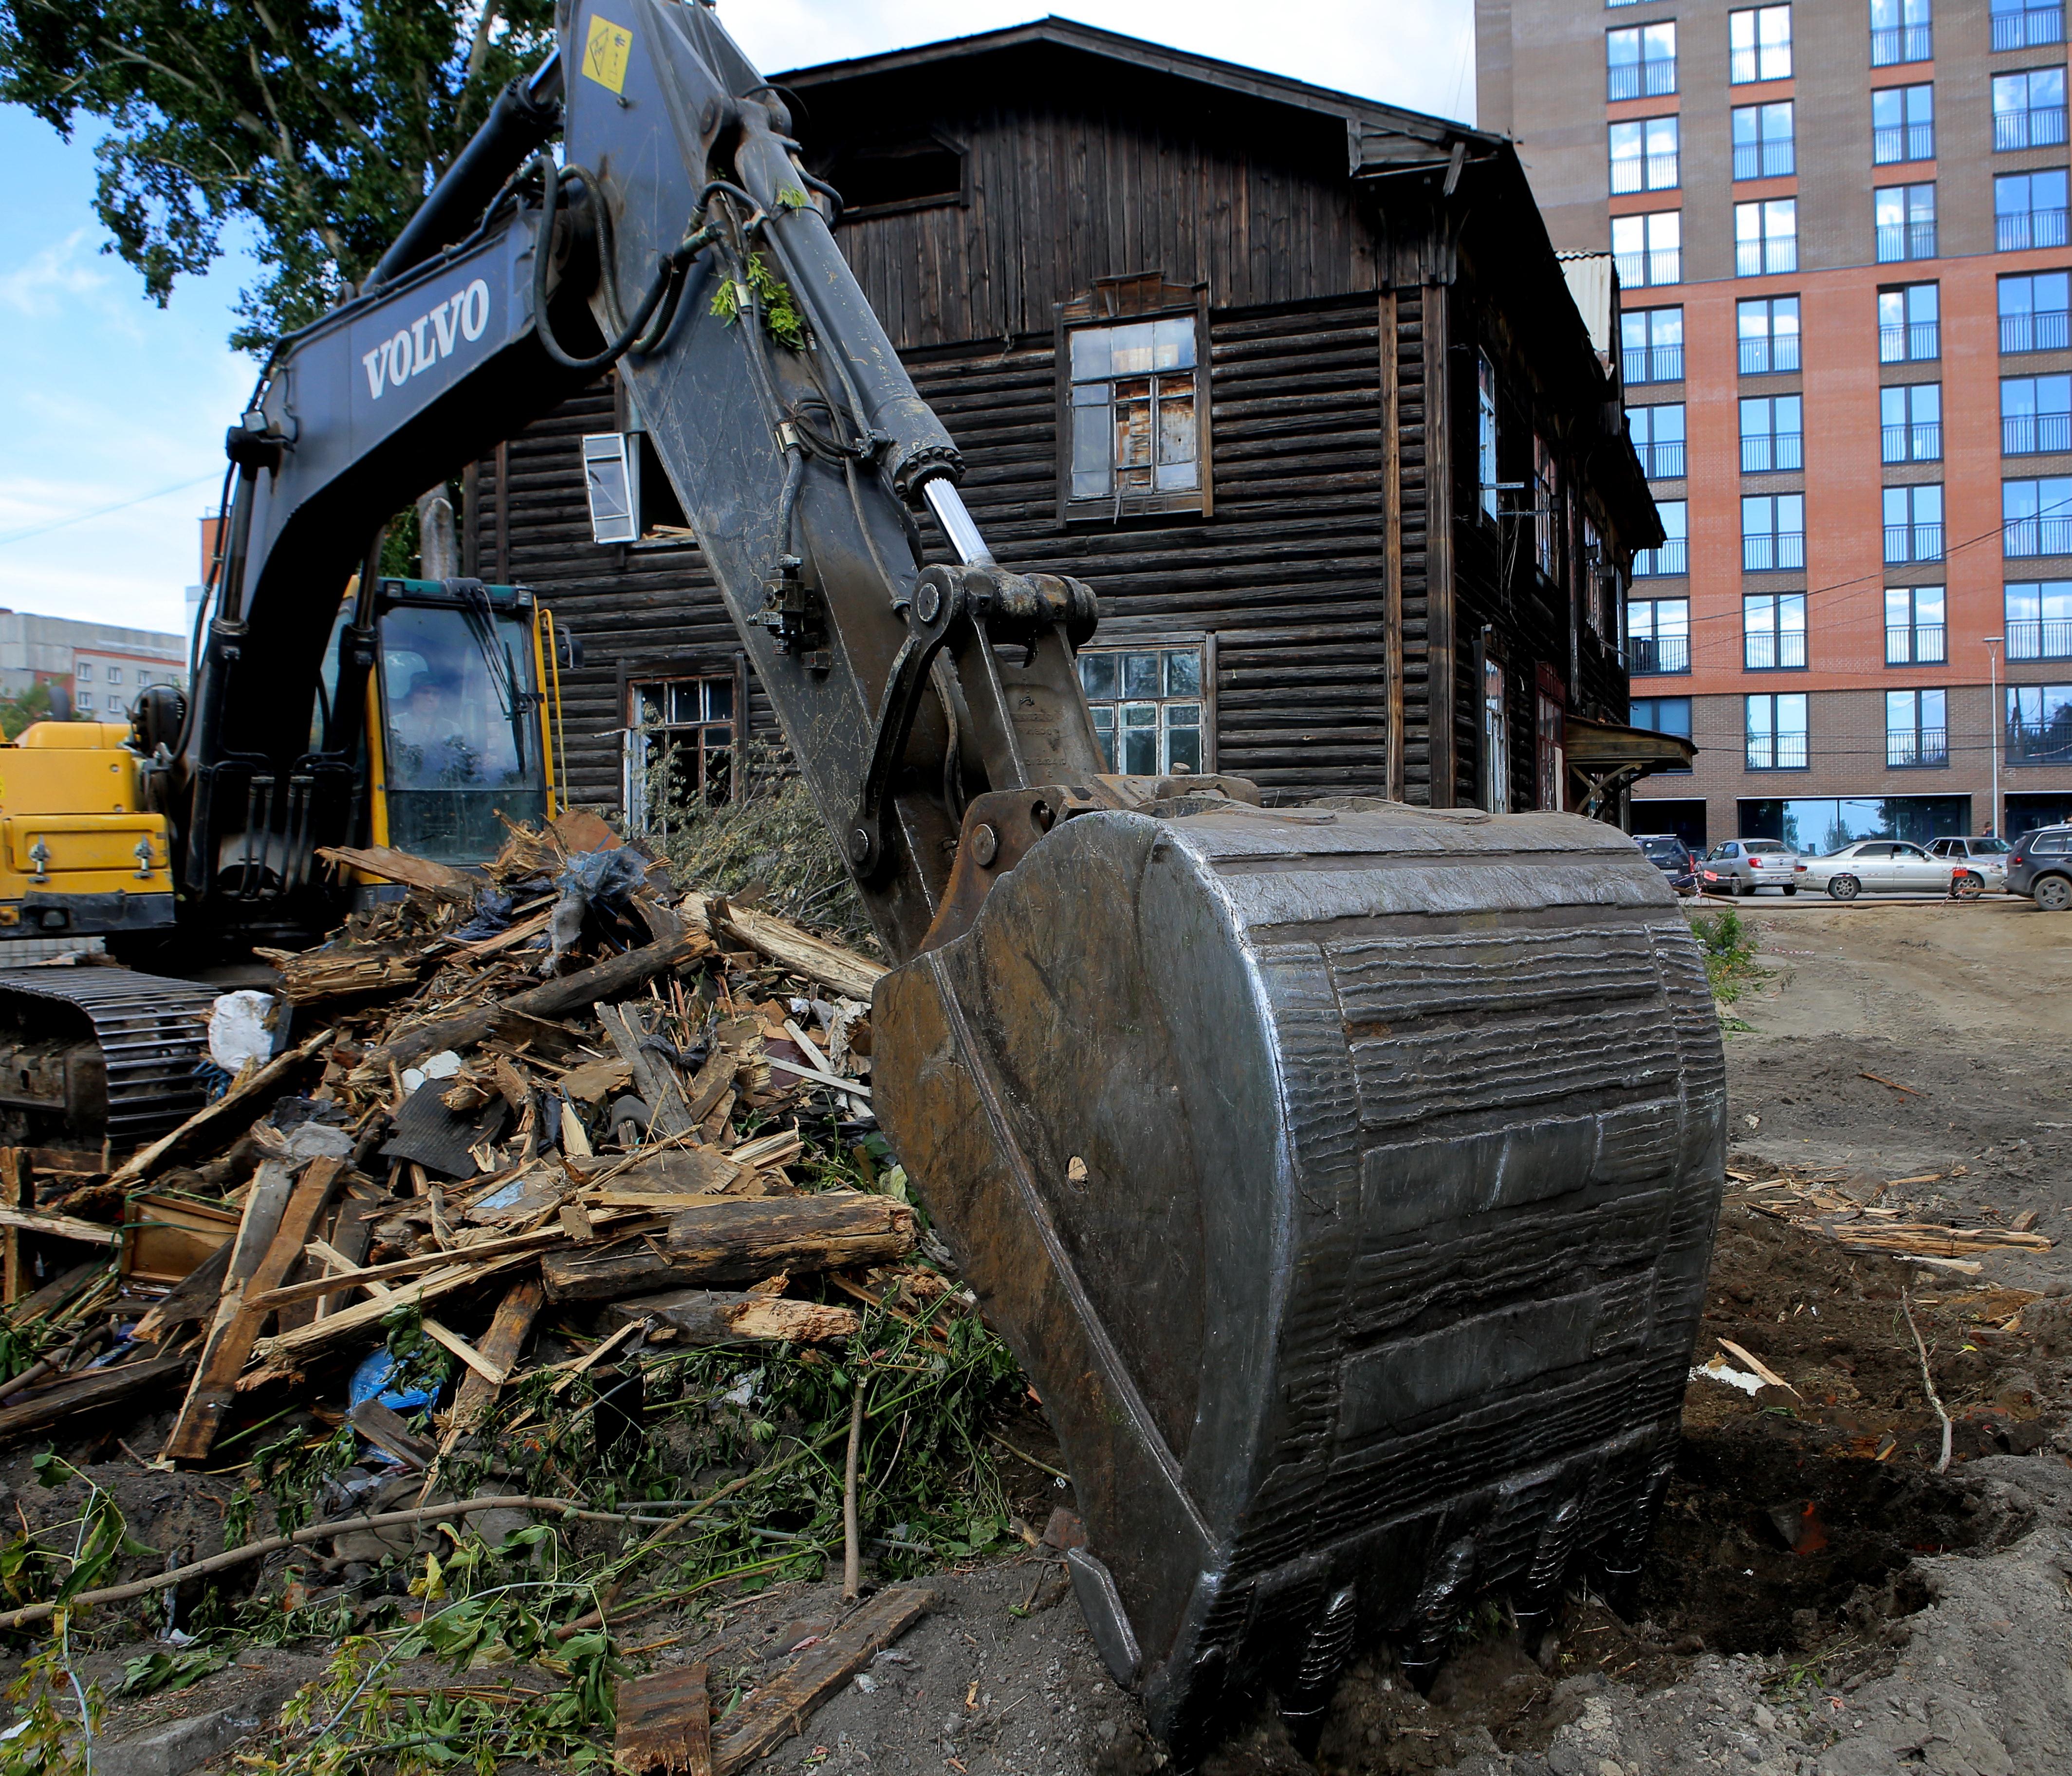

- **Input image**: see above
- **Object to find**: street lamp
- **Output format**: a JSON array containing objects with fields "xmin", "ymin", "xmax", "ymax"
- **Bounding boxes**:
[{"xmin": 1984, "ymin": 636, "xmax": 2004, "ymax": 836}]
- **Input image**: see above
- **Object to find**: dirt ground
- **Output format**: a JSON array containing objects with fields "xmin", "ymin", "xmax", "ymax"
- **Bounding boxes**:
[{"xmin": 23, "ymin": 898, "xmax": 2072, "ymax": 1776}]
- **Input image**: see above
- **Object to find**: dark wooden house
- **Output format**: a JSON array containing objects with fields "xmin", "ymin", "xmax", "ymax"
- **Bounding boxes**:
[{"xmin": 462, "ymin": 19, "xmax": 1667, "ymax": 823}]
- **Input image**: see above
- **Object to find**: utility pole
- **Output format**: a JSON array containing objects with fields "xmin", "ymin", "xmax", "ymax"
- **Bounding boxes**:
[{"xmin": 1983, "ymin": 635, "xmax": 2004, "ymax": 837}]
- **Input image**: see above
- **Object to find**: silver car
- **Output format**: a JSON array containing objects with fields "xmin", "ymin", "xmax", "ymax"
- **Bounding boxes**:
[
  {"xmin": 1700, "ymin": 838, "xmax": 1805, "ymax": 896},
  {"xmin": 1927, "ymin": 835, "xmax": 2012, "ymax": 892},
  {"xmin": 1802, "ymin": 839, "xmax": 1952, "ymax": 899}
]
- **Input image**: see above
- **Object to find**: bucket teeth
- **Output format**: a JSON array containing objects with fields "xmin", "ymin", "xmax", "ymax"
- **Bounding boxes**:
[
  {"xmin": 1398, "ymin": 1537, "xmax": 1479, "ymax": 1693},
  {"xmin": 1278, "ymin": 1582, "xmax": 1359, "ymax": 1751}
]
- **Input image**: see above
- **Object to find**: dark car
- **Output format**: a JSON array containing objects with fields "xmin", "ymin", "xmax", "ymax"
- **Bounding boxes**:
[
  {"xmin": 1634, "ymin": 833, "xmax": 1699, "ymax": 895},
  {"xmin": 2007, "ymin": 825, "xmax": 2072, "ymax": 911}
]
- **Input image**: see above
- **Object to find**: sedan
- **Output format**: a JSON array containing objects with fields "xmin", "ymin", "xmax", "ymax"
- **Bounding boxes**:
[
  {"xmin": 1700, "ymin": 839, "xmax": 1805, "ymax": 896},
  {"xmin": 1635, "ymin": 833, "xmax": 1699, "ymax": 895},
  {"xmin": 1801, "ymin": 839, "xmax": 1952, "ymax": 900},
  {"xmin": 1927, "ymin": 835, "xmax": 2013, "ymax": 893}
]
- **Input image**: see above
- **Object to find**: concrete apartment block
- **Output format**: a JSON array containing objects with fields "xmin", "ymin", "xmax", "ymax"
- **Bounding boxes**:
[{"xmin": 1481, "ymin": 0, "xmax": 2072, "ymax": 846}]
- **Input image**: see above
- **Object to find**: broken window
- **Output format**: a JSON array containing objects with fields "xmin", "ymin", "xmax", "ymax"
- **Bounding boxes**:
[
  {"xmin": 626, "ymin": 675, "xmax": 735, "ymax": 831},
  {"xmin": 1065, "ymin": 315, "xmax": 1204, "ymax": 517},
  {"xmin": 1076, "ymin": 646, "xmax": 1206, "ymax": 776}
]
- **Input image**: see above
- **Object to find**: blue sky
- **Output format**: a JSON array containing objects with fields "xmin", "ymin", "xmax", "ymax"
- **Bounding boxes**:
[{"xmin": 0, "ymin": 0, "xmax": 1471, "ymax": 641}]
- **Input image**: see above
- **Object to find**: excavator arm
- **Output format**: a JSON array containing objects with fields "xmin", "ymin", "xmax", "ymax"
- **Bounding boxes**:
[{"xmin": 166, "ymin": 2, "xmax": 1724, "ymax": 1757}]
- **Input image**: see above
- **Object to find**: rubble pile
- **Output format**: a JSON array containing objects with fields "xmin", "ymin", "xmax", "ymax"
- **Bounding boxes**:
[{"xmin": 0, "ymin": 813, "xmax": 1031, "ymax": 1771}]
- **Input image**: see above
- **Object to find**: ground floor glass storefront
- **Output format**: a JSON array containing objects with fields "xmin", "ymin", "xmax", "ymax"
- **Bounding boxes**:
[
  {"xmin": 1739, "ymin": 796, "xmax": 1971, "ymax": 853},
  {"xmin": 2007, "ymin": 792, "xmax": 2072, "ymax": 834}
]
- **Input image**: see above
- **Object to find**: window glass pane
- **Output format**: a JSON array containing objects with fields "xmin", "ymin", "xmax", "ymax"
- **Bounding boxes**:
[
  {"xmin": 1079, "ymin": 652, "xmax": 1119, "ymax": 700},
  {"xmin": 1152, "ymin": 315, "xmax": 1197, "ymax": 370},
  {"xmin": 1164, "ymin": 650, "xmax": 1202, "ymax": 696},
  {"xmin": 704, "ymin": 677, "xmax": 734, "ymax": 720},
  {"xmin": 1069, "ymin": 329, "xmax": 1111, "ymax": 382},
  {"xmin": 1156, "ymin": 387, "xmax": 1199, "ymax": 490},
  {"xmin": 1104, "ymin": 322, "xmax": 1158, "ymax": 376},
  {"xmin": 1089, "ymin": 703, "xmax": 1115, "ymax": 771},
  {"xmin": 1167, "ymin": 724, "xmax": 1203, "ymax": 774},
  {"xmin": 1123, "ymin": 652, "xmax": 1161, "ymax": 697},
  {"xmin": 1122, "ymin": 719, "xmax": 1158, "ymax": 775},
  {"xmin": 1072, "ymin": 402, "xmax": 1111, "ymax": 500}
]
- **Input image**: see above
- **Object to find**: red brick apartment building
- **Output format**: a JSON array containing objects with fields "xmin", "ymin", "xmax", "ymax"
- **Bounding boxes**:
[{"xmin": 1480, "ymin": 0, "xmax": 2072, "ymax": 850}]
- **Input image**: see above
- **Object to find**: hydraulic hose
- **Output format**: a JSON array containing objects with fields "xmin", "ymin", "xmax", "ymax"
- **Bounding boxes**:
[{"xmin": 530, "ymin": 157, "xmax": 692, "ymax": 375}]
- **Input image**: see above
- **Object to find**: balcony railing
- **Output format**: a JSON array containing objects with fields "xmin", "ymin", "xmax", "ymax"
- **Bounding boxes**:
[
  {"xmin": 1608, "ymin": 60, "xmax": 1677, "ymax": 102},
  {"xmin": 2004, "ymin": 412, "xmax": 2072, "ymax": 454},
  {"xmin": 1999, "ymin": 208, "xmax": 2070, "ymax": 251},
  {"xmin": 1611, "ymin": 154, "xmax": 1680, "ymax": 196},
  {"xmin": 1873, "ymin": 123, "xmax": 1937, "ymax": 163},
  {"xmin": 1997, "ymin": 107, "xmax": 2068, "ymax": 150},
  {"xmin": 1742, "ymin": 433, "xmax": 1804, "ymax": 472},
  {"xmin": 1733, "ymin": 143, "xmax": 1795, "ymax": 181},
  {"xmin": 2007, "ymin": 616, "xmax": 2072, "ymax": 657},
  {"xmin": 1637, "ymin": 438, "xmax": 1686, "ymax": 479},
  {"xmin": 2002, "ymin": 309, "xmax": 2069, "ymax": 353},
  {"xmin": 1630, "ymin": 633, "xmax": 1690, "ymax": 674},
  {"xmin": 2004, "ymin": 514, "xmax": 2072, "ymax": 555},
  {"xmin": 1880, "ymin": 320, "xmax": 1940, "ymax": 362},
  {"xmin": 1740, "ymin": 333, "xmax": 1801, "ymax": 374},
  {"xmin": 1736, "ymin": 238, "xmax": 1796, "ymax": 277},
  {"xmin": 1633, "ymin": 537, "xmax": 1689, "ymax": 577},
  {"xmin": 1616, "ymin": 247, "xmax": 1681, "ymax": 288},
  {"xmin": 1886, "ymin": 622, "xmax": 1947, "ymax": 664},
  {"xmin": 1746, "ymin": 733, "xmax": 1811, "ymax": 770},
  {"xmin": 1877, "ymin": 220, "xmax": 1939, "ymax": 261},
  {"xmin": 1623, "ymin": 342, "xmax": 1684, "ymax": 384},
  {"xmin": 1993, "ymin": 7, "xmax": 2065, "ymax": 53},
  {"xmin": 1883, "ymin": 423, "xmax": 1942, "ymax": 462},
  {"xmin": 1887, "ymin": 727, "xmax": 1949, "ymax": 767},
  {"xmin": 1744, "ymin": 531, "xmax": 1806, "ymax": 571},
  {"xmin": 2007, "ymin": 717, "xmax": 2072, "ymax": 764},
  {"xmin": 1744, "ymin": 629, "xmax": 1808, "ymax": 669},
  {"xmin": 1870, "ymin": 25, "xmax": 1933, "ymax": 65},
  {"xmin": 1887, "ymin": 522, "xmax": 1945, "ymax": 562}
]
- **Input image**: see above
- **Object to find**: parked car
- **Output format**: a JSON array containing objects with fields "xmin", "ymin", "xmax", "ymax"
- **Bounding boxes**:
[
  {"xmin": 1926, "ymin": 835, "xmax": 2013, "ymax": 893},
  {"xmin": 2007, "ymin": 825, "xmax": 2072, "ymax": 911},
  {"xmin": 1700, "ymin": 839, "xmax": 1806, "ymax": 896},
  {"xmin": 1801, "ymin": 839, "xmax": 1953, "ymax": 899},
  {"xmin": 1634, "ymin": 833, "xmax": 1699, "ymax": 894}
]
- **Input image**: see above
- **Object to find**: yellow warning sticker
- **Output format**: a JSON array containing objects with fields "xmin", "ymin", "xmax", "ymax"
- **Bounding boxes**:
[{"xmin": 582, "ymin": 13, "xmax": 633, "ymax": 93}]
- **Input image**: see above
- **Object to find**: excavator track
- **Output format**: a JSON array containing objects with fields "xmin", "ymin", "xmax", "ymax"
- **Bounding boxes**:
[
  {"xmin": 875, "ymin": 800, "xmax": 1724, "ymax": 1759},
  {"xmin": 0, "ymin": 967, "xmax": 217, "ymax": 1152}
]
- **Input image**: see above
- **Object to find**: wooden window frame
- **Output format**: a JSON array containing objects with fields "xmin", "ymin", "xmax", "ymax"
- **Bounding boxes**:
[
  {"xmin": 1072, "ymin": 628, "xmax": 1217, "ymax": 775},
  {"xmin": 821, "ymin": 129, "xmax": 971, "ymax": 223},
  {"xmin": 615, "ymin": 649, "xmax": 750, "ymax": 816},
  {"xmin": 1054, "ymin": 275, "xmax": 1213, "ymax": 527}
]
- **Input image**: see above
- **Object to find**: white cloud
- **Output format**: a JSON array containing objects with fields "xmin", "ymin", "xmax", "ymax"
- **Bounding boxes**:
[{"xmin": 0, "ymin": 228, "xmax": 110, "ymax": 317}]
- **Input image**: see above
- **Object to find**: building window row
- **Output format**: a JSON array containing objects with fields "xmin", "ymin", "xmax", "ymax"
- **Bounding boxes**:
[
  {"xmin": 1622, "ymin": 305, "xmax": 1684, "ymax": 384},
  {"xmin": 1886, "ymin": 484, "xmax": 1945, "ymax": 562},
  {"xmin": 2001, "ymin": 271, "xmax": 2070, "ymax": 353},
  {"xmin": 1745, "ymin": 591, "xmax": 1807, "ymax": 670},
  {"xmin": 1876, "ymin": 182, "xmax": 1938, "ymax": 262},
  {"xmin": 1887, "ymin": 586, "xmax": 1946, "ymax": 665},
  {"xmin": 2003, "ymin": 374, "xmax": 2071, "ymax": 454},
  {"xmin": 1610, "ymin": 115, "xmax": 1680, "ymax": 193},
  {"xmin": 1629, "ymin": 596, "xmax": 1689, "ymax": 675},
  {"xmin": 1883, "ymin": 383, "xmax": 1942, "ymax": 463},
  {"xmin": 1733, "ymin": 102, "xmax": 1794, "ymax": 181},
  {"xmin": 1607, "ymin": 21, "xmax": 1677, "ymax": 101},
  {"xmin": 1741, "ymin": 393, "xmax": 1802, "ymax": 471},
  {"xmin": 1612, "ymin": 210, "xmax": 1682, "ymax": 287},
  {"xmin": 1736, "ymin": 199, "xmax": 1797, "ymax": 276},
  {"xmin": 2006, "ymin": 684, "xmax": 2072, "ymax": 765},
  {"xmin": 2008, "ymin": 580, "xmax": 2072, "ymax": 657},
  {"xmin": 1739, "ymin": 296, "xmax": 1799, "ymax": 373},
  {"xmin": 1995, "ymin": 68, "xmax": 2068, "ymax": 150},
  {"xmin": 2005, "ymin": 475, "xmax": 2072, "ymax": 555},
  {"xmin": 1744, "ymin": 493, "xmax": 1806, "ymax": 570}
]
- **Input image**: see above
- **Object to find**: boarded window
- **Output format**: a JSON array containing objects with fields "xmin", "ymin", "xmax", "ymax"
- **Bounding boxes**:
[
  {"xmin": 1076, "ymin": 646, "xmax": 1206, "ymax": 775},
  {"xmin": 1064, "ymin": 314, "xmax": 1205, "ymax": 517},
  {"xmin": 626, "ymin": 676, "xmax": 735, "ymax": 831}
]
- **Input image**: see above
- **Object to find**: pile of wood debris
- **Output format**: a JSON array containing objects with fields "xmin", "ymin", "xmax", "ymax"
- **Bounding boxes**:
[
  {"xmin": 1725, "ymin": 1162, "xmax": 2054, "ymax": 1281},
  {"xmin": 0, "ymin": 808, "xmax": 945, "ymax": 1522}
]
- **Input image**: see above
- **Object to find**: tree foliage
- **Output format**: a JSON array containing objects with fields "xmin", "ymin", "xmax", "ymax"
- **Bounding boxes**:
[{"xmin": 0, "ymin": 0, "xmax": 556, "ymax": 351}]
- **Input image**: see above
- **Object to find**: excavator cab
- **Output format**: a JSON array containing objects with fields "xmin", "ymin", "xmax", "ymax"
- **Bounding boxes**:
[{"xmin": 358, "ymin": 577, "xmax": 568, "ymax": 869}]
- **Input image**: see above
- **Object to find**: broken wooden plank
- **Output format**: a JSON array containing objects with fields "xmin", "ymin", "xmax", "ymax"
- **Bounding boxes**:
[
  {"xmin": 249, "ymin": 1249, "xmax": 538, "ymax": 1367},
  {"xmin": 600, "ymin": 1002, "xmax": 696, "ymax": 1138},
  {"xmin": 130, "ymin": 1239, "xmax": 235, "ymax": 1344},
  {"xmin": 0, "ymin": 1353, "xmax": 197, "ymax": 1446},
  {"xmin": 682, "ymin": 894, "xmax": 885, "ymax": 1003},
  {"xmin": 616, "ymin": 1661, "xmax": 712, "ymax": 1776},
  {"xmin": 1, "ymin": 1150, "xmax": 27, "ymax": 1304},
  {"xmin": 663, "ymin": 1193, "xmax": 915, "ymax": 1283},
  {"xmin": 245, "ymin": 1225, "xmax": 569, "ymax": 1312},
  {"xmin": 162, "ymin": 1157, "xmax": 345, "ymax": 1465},
  {"xmin": 0, "ymin": 1206, "xmax": 120, "ymax": 1246},
  {"xmin": 4, "ymin": 1256, "xmax": 107, "ymax": 1326},
  {"xmin": 605, "ymin": 1289, "xmax": 859, "ymax": 1346},
  {"xmin": 541, "ymin": 1237, "xmax": 681, "ymax": 1304},
  {"xmin": 445, "ymin": 1276, "xmax": 546, "ymax": 1438},
  {"xmin": 316, "ymin": 844, "xmax": 473, "ymax": 895},
  {"xmin": 348, "ymin": 1397, "xmax": 438, "ymax": 1469},
  {"xmin": 711, "ymin": 1588, "xmax": 933, "ymax": 1775}
]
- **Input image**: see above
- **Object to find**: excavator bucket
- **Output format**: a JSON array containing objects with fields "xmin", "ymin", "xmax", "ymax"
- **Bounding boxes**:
[{"xmin": 874, "ymin": 799, "xmax": 1724, "ymax": 1758}]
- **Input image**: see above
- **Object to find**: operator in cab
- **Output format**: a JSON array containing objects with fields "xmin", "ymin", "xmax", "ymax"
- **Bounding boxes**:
[{"xmin": 388, "ymin": 667, "xmax": 478, "ymax": 787}]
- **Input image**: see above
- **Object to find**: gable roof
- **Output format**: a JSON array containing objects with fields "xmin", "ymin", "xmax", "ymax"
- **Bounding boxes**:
[{"xmin": 777, "ymin": 15, "xmax": 1498, "ymax": 169}]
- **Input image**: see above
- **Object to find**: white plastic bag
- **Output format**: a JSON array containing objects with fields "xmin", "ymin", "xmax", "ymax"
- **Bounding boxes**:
[{"xmin": 207, "ymin": 990, "xmax": 280, "ymax": 1073}]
